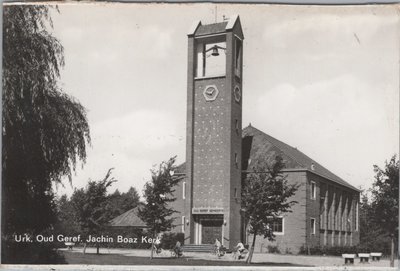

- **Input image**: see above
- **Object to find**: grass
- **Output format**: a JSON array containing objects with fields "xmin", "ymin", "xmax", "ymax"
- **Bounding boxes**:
[{"xmin": 60, "ymin": 251, "xmax": 311, "ymax": 266}]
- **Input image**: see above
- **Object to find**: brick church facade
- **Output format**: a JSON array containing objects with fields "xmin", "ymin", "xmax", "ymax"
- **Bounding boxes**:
[{"xmin": 169, "ymin": 15, "xmax": 360, "ymax": 253}]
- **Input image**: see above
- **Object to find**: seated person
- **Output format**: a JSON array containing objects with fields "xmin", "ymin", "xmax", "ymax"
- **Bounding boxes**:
[
  {"xmin": 174, "ymin": 240, "xmax": 182, "ymax": 256},
  {"xmin": 235, "ymin": 241, "xmax": 246, "ymax": 259},
  {"xmin": 214, "ymin": 238, "xmax": 222, "ymax": 256},
  {"xmin": 154, "ymin": 237, "xmax": 162, "ymax": 253}
]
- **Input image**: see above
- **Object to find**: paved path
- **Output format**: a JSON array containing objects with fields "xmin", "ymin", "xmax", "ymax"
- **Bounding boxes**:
[{"xmin": 59, "ymin": 247, "xmax": 398, "ymax": 268}]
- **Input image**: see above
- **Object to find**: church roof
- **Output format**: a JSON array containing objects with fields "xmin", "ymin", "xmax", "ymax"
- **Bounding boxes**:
[
  {"xmin": 195, "ymin": 22, "xmax": 228, "ymax": 36},
  {"xmin": 188, "ymin": 15, "xmax": 243, "ymax": 39},
  {"xmin": 108, "ymin": 207, "xmax": 148, "ymax": 228},
  {"xmin": 242, "ymin": 125, "xmax": 359, "ymax": 192}
]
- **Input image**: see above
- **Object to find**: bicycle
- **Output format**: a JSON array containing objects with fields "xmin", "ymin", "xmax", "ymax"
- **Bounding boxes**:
[
  {"xmin": 170, "ymin": 247, "xmax": 183, "ymax": 258},
  {"xmin": 213, "ymin": 246, "xmax": 226, "ymax": 257}
]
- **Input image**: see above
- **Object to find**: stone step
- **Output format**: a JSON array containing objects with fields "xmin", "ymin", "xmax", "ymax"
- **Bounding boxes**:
[{"xmin": 181, "ymin": 244, "xmax": 215, "ymax": 252}]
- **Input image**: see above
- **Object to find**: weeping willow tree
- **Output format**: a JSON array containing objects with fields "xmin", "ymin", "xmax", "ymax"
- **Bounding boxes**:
[{"xmin": 2, "ymin": 5, "xmax": 90, "ymax": 263}]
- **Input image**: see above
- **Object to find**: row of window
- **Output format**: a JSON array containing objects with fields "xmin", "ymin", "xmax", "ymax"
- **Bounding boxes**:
[{"xmin": 310, "ymin": 180, "xmax": 359, "ymax": 231}]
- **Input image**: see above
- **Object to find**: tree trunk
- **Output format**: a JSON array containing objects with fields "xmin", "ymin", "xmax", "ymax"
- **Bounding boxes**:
[
  {"xmin": 83, "ymin": 243, "xmax": 87, "ymax": 254},
  {"xmin": 150, "ymin": 231, "xmax": 155, "ymax": 259},
  {"xmin": 96, "ymin": 243, "xmax": 100, "ymax": 255},
  {"xmin": 390, "ymin": 234, "xmax": 394, "ymax": 267},
  {"xmin": 246, "ymin": 231, "xmax": 257, "ymax": 264}
]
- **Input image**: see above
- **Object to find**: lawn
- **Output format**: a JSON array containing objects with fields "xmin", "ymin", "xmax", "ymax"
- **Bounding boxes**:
[{"xmin": 60, "ymin": 251, "xmax": 310, "ymax": 266}]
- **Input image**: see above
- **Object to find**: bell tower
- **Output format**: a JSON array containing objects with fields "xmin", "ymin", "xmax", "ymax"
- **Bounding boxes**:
[{"xmin": 185, "ymin": 15, "xmax": 244, "ymax": 248}]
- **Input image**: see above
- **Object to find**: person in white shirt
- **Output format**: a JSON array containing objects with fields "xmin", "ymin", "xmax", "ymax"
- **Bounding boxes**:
[
  {"xmin": 234, "ymin": 241, "xmax": 246, "ymax": 260},
  {"xmin": 214, "ymin": 238, "xmax": 222, "ymax": 257}
]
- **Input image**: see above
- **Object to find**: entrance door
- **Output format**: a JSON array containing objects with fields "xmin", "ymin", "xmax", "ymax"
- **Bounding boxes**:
[{"xmin": 201, "ymin": 219, "xmax": 223, "ymax": 244}]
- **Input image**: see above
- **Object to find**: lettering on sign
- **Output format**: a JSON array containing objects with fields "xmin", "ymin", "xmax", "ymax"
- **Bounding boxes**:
[{"xmin": 192, "ymin": 207, "xmax": 224, "ymax": 214}]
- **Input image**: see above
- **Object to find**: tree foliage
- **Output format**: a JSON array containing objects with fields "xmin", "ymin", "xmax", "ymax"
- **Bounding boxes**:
[
  {"xmin": 103, "ymin": 187, "xmax": 141, "ymax": 222},
  {"xmin": 359, "ymin": 155, "xmax": 398, "ymax": 266},
  {"xmin": 138, "ymin": 157, "xmax": 180, "ymax": 238},
  {"xmin": 370, "ymin": 155, "xmax": 399, "ymax": 236},
  {"xmin": 70, "ymin": 169, "xmax": 116, "ymax": 254},
  {"xmin": 2, "ymin": 5, "xmax": 90, "ymax": 263},
  {"xmin": 241, "ymin": 156, "xmax": 299, "ymax": 263}
]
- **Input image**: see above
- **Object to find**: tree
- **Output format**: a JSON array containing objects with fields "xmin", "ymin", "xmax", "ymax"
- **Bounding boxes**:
[
  {"xmin": 54, "ymin": 194, "xmax": 80, "ymax": 237},
  {"xmin": 241, "ymin": 156, "xmax": 299, "ymax": 263},
  {"xmin": 138, "ymin": 156, "xmax": 180, "ymax": 259},
  {"xmin": 370, "ymin": 155, "xmax": 399, "ymax": 267},
  {"xmin": 2, "ymin": 5, "xmax": 90, "ymax": 263},
  {"xmin": 107, "ymin": 187, "xmax": 140, "ymax": 217},
  {"xmin": 71, "ymin": 168, "xmax": 116, "ymax": 254}
]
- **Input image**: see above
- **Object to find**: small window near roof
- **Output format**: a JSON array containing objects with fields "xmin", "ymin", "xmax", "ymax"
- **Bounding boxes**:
[{"xmin": 310, "ymin": 181, "xmax": 316, "ymax": 200}]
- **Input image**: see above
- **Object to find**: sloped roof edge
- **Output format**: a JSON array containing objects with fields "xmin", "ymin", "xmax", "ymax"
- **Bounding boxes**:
[{"xmin": 242, "ymin": 125, "xmax": 360, "ymax": 192}]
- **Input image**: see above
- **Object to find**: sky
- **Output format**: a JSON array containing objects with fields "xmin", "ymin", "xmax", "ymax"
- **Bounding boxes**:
[{"xmin": 49, "ymin": 3, "xmax": 399, "ymax": 197}]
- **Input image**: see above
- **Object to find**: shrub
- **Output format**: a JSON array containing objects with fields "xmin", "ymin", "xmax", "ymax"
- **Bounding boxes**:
[
  {"xmin": 160, "ymin": 232, "xmax": 184, "ymax": 250},
  {"xmin": 267, "ymin": 245, "xmax": 280, "ymax": 254}
]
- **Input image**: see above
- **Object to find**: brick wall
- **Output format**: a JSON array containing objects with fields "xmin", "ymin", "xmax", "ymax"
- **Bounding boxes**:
[
  {"xmin": 169, "ymin": 177, "xmax": 187, "ymax": 235},
  {"xmin": 247, "ymin": 171, "xmax": 307, "ymax": 254}
]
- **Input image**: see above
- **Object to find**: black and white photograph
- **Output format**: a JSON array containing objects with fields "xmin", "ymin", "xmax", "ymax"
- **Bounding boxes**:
[{"xmin": 2, "ymin": 2, "xmax": 399, "ymax": 269}]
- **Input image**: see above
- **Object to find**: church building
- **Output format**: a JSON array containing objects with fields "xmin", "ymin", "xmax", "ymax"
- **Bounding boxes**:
[{"xmin": 169, "ymin": 15, "xmax": 361, "ymax": 254}]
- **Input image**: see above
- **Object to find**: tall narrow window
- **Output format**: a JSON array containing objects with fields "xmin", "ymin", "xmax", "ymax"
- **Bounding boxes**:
[
  {"xmin": 235, "ymin": 38, "xmax": 242, "ymax": 77},
  {"xmin": 235, "ymin": 119, "xmax": 239, "ymax": 134},
  {"xmin": 234, "ymin": 188, "xmax": 238, "ymax": 199},
  {"xmin": 181, "ymin": 216, "xmax": 185, "ymax": 233},
  {"xmin": 355, "ymin": 200, "xmax": 359, "ymax": 231},
  {"xmin": 310, "ymin": 181, "xmax": 316, "ymax": 200},
  {"xmin": 310, "ymin": 218, "xmax": 316, "ymax": 234},
  {"xmin": 235, "ymin": 153, "xmax": 238, "ymax": 168},
  {"xmin": 182, "ymin": 182, "xmax": 186, "ymax": 200}
]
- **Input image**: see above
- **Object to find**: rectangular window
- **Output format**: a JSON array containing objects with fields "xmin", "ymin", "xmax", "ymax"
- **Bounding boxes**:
[
  {"xmin": 272, "ymin": 217, "xmax": 284, "ymax": 234},
  {"xmin": 267, "ymin": 216, "xmax": 284, "ymax": 235},
  {"xmin": 234, "ymin": 188, "xmax": 238, "ymax": 199},
  {"xmin": 181, "ymin": 216, "xmax": 185, "ymax": 233},
  {"xmin": 310, "ymin": 181, "xmax": 316, "ymax": 200},
  {"xmin": 310, "ymin": 218, "xmax": 316, "ymax": 234},
  {"xmin": 235, "ymin": 153, "xmax": 238, "ymax": 168},
  {"xmin": 182, "ymin": 182, "xmax": 186, "ymax": 200}
]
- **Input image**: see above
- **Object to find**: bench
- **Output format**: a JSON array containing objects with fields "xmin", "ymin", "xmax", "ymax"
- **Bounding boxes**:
[
  {"xmin": 371, "ymin": 252, "xmax": 382, "ymax": 261},
  {"xmin": 342, "ymin": 254, "xmax": 356, "ymax": 264},
  {"xmin": 358, "ymin": 253, "xmax": 370, "ymax": 263},
  {"xmin": 65, "ymin": 242, "xmax": 75, "ymax": 250}
]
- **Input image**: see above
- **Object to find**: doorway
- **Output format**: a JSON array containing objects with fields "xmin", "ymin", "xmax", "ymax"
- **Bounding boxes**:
[{"xmin": 195, "ymin": 214, "xmax": 224, "ymax": 244}]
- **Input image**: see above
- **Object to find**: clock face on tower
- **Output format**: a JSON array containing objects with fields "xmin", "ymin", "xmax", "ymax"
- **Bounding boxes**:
[
  {"xmin": 203, "ymin": 85, "xmax": 219, "ymax": 101},
  {"xmin": 233, "ymin": 86, "xmax": 241, "ymax": 103}
]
